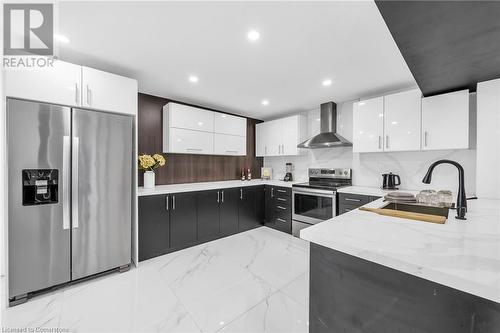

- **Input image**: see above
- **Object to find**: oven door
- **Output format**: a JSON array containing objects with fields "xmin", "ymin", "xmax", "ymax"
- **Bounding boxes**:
[{"xmin": 292, "ymin": 188, "xmax": 336, "ymax": 224}]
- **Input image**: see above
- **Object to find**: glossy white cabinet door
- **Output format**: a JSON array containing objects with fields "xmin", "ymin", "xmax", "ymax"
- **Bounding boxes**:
[
  {"xmin": 165, "ymin": 128, "xmax": 214, "ymax": 154},
  {"xmin": 255, "ymin": 122, "xmax": 266, "ymax": 156},
  {"xmin": 384, "ymin": 89, "xmax": 422, "ymax": 152},
  {"xmin": 266, "ymin": 120, "xmax": 281, "ymax": 156},
  {"xmin": 4, "ymin": 60, "xmax": 81, "ymax": 106},
  {"xmin": 214, "ymin": 133, "xmax": 246, "ymax": 155},
  {"xmin": 214, "ymin": 113, "xmax": 246, "ymax": 137},
  {"xmin": 81, "ymin": 66, "xmax": 137, "ymax": 115},
  {"xmin": 166, "ymin": 103, "xmax": 214, "ymax": 132},
  {"xmin": 281, "ymin": 115, "xmax": 300, "ymax": 155},
  {"xmin": 421, "ymin": 90, "xmax": 469, "ymax": 150},
  {"xmin": 353, "ymin": 96, "xmax": 384, "ymax": 152}
]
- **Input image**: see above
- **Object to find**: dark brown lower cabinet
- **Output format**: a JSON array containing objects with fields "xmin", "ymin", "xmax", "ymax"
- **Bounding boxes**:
[
  {"xmin": 138, "ymin": 195, "xmax": 170, "ymax": 261},
  {"xmin": 197, "ymin": 190, "xmax": 220, "ymax": 242},
  {"xmin": 139, "ymin": 185, "xmax": 267, "ymax": 261},
  {"xmin": 310, "ymin": 243, "xmax": 500, "ymax": 333},
  {"xmin": 169, "ymin": 192, "xmax": 198, "ymax": 249},
  {"xmin": 220, "ymin": 188, "xmax": 240, "ymax": 236}
]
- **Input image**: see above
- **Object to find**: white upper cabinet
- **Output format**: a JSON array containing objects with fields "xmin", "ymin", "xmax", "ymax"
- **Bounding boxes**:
[
  {"xmin": 353, "ymin": 96, "xmax": 384, "ymax": 153},
  {"xmin": 5, "ymin": 60, "xmax": 82, "ymax": 107},
  {"xmin": 214, "ymin": 134, "xmax": 246, "ymax": 156},
  {"xmin": 384, "ymin": 89, "xmax": 422, "ymax": 152},
  {"xmin": 214, "ymin": 113, "xmax": 246, "ymax": 137},
  {"xmin": 81, "ymin": 66, "xmax": 137, "ymax": 115},
  {"xmin": 163, "ymin": 102, "xmax": 247, "ymax": 156},
  {"xmin": 255, "ymin": 115, "xmax": 306, "ymax": 157},
  {"xmin": 421, "ymin": 89, "xmax": 469, "ymax": 150},
  {"xmin": 4, "ymin": 60, "xmax": 137, "ymax": 115},
  {"xmin": 165, "ymin": 128, "xmax": 214, "ymax": 155},
  {"xmin": 167, "ymin": 103, "xmax": 214, "ymax": 132}
]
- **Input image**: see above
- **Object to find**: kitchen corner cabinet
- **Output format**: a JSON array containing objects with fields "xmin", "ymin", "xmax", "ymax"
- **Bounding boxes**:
[
  {"xmin": 4, "ymin": 60, "xmax": 137, "ymax": 115},
  {"xmin": 238, "ymin": 186, "xmax": 259, "ymax": 231},
  {"xmin": 255, "ymin": 115, "xmax": 306, "ymax": 157},
  {"xmin": 353, "ymin": 96, "xmax": 384, "ymax": 153},
  {"xmin": 220, "ymin": 188, "xmax": 240, "ymax": 236},
  {"xmin": 421, "ymin": 90, "xmax": 469, "ymax": 150},
  {"xmin": 138, "ymin": 195, "xmax": 170, "ymax": 261}
]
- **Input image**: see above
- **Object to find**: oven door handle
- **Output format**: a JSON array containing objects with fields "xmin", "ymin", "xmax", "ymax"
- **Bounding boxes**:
[{"xmin": 292, "ymin": 188, "xmax": 336, "ymax": 197}]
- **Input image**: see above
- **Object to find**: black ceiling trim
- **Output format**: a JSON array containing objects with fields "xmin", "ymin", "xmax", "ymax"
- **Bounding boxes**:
[{"xmin": 376, "ymin": 1, "xmax": 500, "ymax": 97}]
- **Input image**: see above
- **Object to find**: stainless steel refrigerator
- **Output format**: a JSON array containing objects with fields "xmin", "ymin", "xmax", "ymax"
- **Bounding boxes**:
[{"xmin": 7, "ymin": 98, "xmax": 133, "ymax": 305}]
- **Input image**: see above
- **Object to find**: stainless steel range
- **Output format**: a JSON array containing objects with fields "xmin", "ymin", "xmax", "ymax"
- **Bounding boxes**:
[{"xmin": 292, "ymin": 168, "xmax": 352, "ymax": 236}]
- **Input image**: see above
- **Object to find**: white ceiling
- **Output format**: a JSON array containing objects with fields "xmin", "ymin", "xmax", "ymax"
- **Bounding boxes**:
[{"xmin": 58, "ymin": 1, "xmax": 416, "ymax": 120}]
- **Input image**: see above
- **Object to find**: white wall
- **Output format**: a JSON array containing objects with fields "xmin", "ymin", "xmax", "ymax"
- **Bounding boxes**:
[
  {"xmin": 0, "ymin": 2, "xmax": 7, "ymax": 310},
  {"xmin": 476, "ymin": 78, "xmax": 500, "ymax": 199},
  {"xmin": 265, "ymin": 100, "xmax": 477, "ymax": 196}
]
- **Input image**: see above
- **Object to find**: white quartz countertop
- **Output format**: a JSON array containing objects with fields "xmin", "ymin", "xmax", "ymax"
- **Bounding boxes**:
[
  {"xmin": 138, "ymin": 179, "xmax": 302, "ymax": 196},
  {"xmin": 300, "ymin": 197, "xmax": 500, "ymax": 303},
  {"xmin": 337, "ymin": 186, "xmax": 419, "ymax": 197}
]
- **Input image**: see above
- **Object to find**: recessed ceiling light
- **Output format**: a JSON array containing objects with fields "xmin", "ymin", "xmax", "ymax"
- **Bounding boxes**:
[
  {"xmin": 322, "ymin": 79, "xmax": 332, "ymax": 86},
  {"xmin": 54, "ymin": 34, "xmax": 70, "ymax": 43},
  {"xmin": 261, "ymin": 99, "xmax": 269, "ymax": 106},
  {"xmin": 188, "ymin": 75, "xmax": 199, "ymax": 83},
  {"xmin": 247, "ymin": 30, "xmax": 260, "ymax": 41}
]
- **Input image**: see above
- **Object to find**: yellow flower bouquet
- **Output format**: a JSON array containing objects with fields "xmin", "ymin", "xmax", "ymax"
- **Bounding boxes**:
[{"xmin": 138, "ymin": 153, "xmax": 166, "ymax": 172}]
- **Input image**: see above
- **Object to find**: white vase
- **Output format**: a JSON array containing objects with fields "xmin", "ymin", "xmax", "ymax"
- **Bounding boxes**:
[{"xmin": 144, "ymin": 171, "xmax": 155, "ymax": 189}]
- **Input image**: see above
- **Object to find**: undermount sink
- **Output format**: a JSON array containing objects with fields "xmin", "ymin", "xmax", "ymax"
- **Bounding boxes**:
[{"xmin": 382, "ymin": 202, "xmax": 450, "ymax": 218}]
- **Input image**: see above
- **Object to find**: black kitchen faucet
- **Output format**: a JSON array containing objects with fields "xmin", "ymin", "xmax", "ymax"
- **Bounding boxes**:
[{"xmin": 422, "ymin": 159, "xmax": 467, "ymax": 220}]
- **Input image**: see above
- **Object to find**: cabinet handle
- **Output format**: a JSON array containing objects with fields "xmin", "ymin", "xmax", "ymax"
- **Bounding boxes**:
[
  {"xmin": 277, "ymin": 189, "xmax": 287, "ymax": 193},
  {"xmin": 281, "ymin": 144, "xmax": 284, "ymax": 154},
  {"xmin": 86, "ymin": 85, "xmax": 91, "ymax": 106},
  {"xmin": 225, "ymin": 150, "xmax": 237, "ymax": 153},
  {"xmin": 271, "ymin": 188, "xmax": 274, "ymax": 198},
  {"xmin": 240, "ymin": 188, "xmax": 243, "ymax": 200},
  {"xmin": 187, "ymin": 148, "xmax": 202, "ymax": 152},
  {"xmin": 345, "ymin": 198, "xmax": 361, "ymax": 202},
  {"xmin": 424, "ymin": 131, "xmax": 428, "ymax": 147},
  {"xmin": 217, "ymin": 190, "xmax": 220, "ymax": 203},
  {"xmin": 386, "ymin": 135, "xmax": 389, "ymax": 149},
  {"xmin": 221, "ymin": 190, "xmax": 224, "ymax": 203},
  {"xmin": 165, "ymin": 195, "xmax": 169, "ymax": 210},
  {"xmin": 378, "ymin": 136, "xmax": 382, "ymax": 149},
  {"xmin": 277, "ymin": 197, "xmax": 286, "ymax": 202},
  {"xmin": 276, "ymin": 218, "xmax": 287, "ymax": 223},
  {"xmin": 278, "ymin": 145, "xmax": 281, "ymax": 154},
  {"xmin": 172, "ymin": 195, "xmax": 176, "ymax": 210},
  {"xmin": 75, "ymin": 83, "xmax": 79, "ymax": 104},
  {"xmin": 277, "ymin": 205, "xmax": 286, "ymax": 210}
]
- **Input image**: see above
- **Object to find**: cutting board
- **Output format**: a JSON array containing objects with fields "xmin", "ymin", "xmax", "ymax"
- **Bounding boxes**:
[{"xmin": 359, "ymin": 207, "xmax": 446, "ymax": 224}]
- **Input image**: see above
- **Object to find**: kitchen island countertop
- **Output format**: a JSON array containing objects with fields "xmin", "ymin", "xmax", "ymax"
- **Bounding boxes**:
[{"xmin": 300, "ymin": 197, "xmax": 500, "ymax": 303}]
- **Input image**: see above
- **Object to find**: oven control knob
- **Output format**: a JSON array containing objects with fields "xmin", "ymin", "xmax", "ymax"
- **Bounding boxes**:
[{"xmin": 344, "ymin": 170, "xmax": 348, "ymax": 175}]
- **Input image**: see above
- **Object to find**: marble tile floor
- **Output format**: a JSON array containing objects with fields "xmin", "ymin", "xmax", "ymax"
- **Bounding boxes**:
[{"xmin": 1, "ymin": 227, "xmax": 310, "ymax": 332}]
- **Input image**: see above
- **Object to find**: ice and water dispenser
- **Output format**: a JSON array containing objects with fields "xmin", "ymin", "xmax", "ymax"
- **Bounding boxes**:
[{"xmin": 22, "ymin": 169, "xmax": 59, "ymax": 205}]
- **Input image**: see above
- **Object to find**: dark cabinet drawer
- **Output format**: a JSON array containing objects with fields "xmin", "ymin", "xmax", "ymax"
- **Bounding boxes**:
[
  {"xmin": 339, "ymin": 205, "xmax": 356, "ymax": 215},
  {"xmin": 272, "ymin": 186, "xmax": 291, "ymax": 198},
  {"xmin": 338, "ymin": 193, "xmax": 372, "ymax": 206}
]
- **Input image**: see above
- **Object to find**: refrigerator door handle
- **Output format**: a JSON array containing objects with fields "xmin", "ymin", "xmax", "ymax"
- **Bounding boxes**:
[
  {"xmin": 63, "ymin": 136, "xmax": 71, "ymax": 230},
  {"xmin": 72, "ymin": 137, "xmax": 80, "ymax": 229}
]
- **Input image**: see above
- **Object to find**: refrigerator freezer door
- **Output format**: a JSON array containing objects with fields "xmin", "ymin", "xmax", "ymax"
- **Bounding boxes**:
[
  {"xmin": 71, "ymin": 109, "xmax": 133, "ymax": 280},
  {"xmin": 7, "ymin": 99, "xmax": 71, "ymax": 298}
]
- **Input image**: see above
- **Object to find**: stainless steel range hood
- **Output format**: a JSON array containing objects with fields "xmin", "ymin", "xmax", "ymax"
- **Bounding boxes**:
[{"xmin": 297, "ymin": 102, "xmax": 352, "ymax": 149}]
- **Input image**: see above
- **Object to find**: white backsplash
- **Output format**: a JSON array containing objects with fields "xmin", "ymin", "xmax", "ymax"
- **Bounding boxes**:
[{"xmin": 264, "ymin": 102, "xmax": 477, "ymax": 196}]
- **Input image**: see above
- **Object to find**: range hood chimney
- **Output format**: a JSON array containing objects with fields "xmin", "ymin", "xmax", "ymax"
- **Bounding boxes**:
[{"xmin": 297, "ymin": 102, "xmax": 352, "ymax": 149}]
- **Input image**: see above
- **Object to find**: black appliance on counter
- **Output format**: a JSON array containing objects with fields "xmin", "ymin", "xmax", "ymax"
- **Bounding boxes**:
[{"xmin": 382, "ymin": 172, "xmax": 401, "ymax": 190}]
